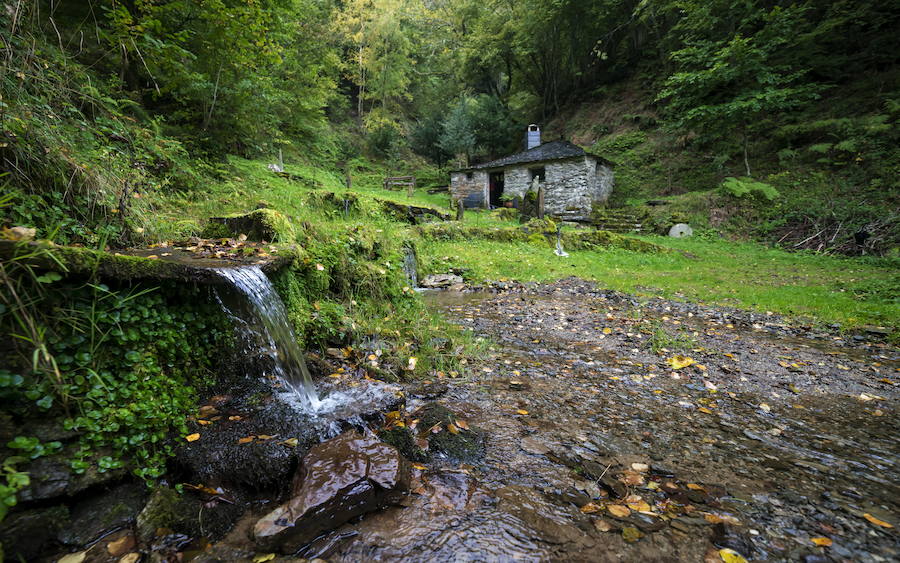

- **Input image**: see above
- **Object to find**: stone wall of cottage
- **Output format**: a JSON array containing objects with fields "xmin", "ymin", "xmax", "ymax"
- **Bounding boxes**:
[
  {"xmin": 503, "ymin": 168, "xmax": 532, "ymax": 199},
  {"xmin": 450, "ymin": 171, "xmax": 489, "ymax": 208},
  {"xmin": 450, "ymin": 157, "xmax": 614, "ymax": 218}
]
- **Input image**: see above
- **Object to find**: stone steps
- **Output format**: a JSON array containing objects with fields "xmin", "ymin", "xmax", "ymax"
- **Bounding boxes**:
[{"xmin": 592, "ymin": 209, "xmax": 646, "ymax": 233}]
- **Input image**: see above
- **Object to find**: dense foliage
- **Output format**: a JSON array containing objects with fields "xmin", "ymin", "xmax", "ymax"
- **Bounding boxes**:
[{"xmin": 0, "ymin": 254, "xmax": 231, "ymax": 498}]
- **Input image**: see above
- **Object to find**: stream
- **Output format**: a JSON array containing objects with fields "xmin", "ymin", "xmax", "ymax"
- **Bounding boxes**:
[
  {"xmin": 322, "ymin": 279, "xmax": 898, "ymax": 561},
  {"xmin": 26, "ymin": 277, "xmax": 898, "ymax": 562}
]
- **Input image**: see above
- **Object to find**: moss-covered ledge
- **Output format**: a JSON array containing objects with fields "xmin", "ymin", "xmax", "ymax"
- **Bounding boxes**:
[
  {"xmin": 415, "ymin": 221, "xmax": 670, "ymax": 254},
  {"xmin": 0, "ymin": 240, "xmax": 300, "ymax": 283}
]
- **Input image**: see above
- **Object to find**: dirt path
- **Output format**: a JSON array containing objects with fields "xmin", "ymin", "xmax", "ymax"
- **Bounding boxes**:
[{"xmin": 332, "ymin": 278, "xmax": 898, "ymax": 562}]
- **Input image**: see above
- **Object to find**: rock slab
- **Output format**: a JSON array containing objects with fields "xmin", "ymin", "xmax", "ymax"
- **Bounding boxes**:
[
  {"xmin": 253, "ymin": 431, "xmax": 410, "ymax": 553},
  {"xmin": 421, "ymin": 273, "xmax": 464, "ymax": 288}
]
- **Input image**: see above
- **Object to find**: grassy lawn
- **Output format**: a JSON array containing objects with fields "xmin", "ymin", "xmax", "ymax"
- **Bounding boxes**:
[
  {"xmin": 418, "ymin": 233, "xmax": 899, "ymax": 332},
  {"xmin": 138, "ymin": 156, "xmax": 897, "ymax": 335}
]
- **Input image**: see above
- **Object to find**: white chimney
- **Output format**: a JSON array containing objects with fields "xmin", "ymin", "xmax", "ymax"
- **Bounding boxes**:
[{"xmin": 526, "ymin": 124, "xmax": 541, "ymax": 150}]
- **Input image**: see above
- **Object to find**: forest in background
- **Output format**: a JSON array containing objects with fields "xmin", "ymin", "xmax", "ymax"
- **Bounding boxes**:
[{"xmin": 1, "ymin": 0, "xmax": 898, "ymax": 252}]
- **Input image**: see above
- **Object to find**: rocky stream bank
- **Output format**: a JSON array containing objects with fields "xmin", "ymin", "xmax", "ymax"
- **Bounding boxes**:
[{"xmin": 5, "ymin": 278, "xmax": 897, "ymax": 562}]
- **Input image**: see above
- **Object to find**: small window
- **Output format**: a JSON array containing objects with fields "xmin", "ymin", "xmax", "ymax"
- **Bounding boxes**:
[
  {"xmin": 465, "ymin": 171, "xmax": 474, "ymax": 180},
  {"xmin": 530, "ymin": 167, "xmax": 545, "ymax": 182}
]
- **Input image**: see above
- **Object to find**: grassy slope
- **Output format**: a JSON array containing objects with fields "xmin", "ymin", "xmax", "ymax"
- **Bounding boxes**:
[
  {"xmin": 129, "ymin": 152, "xmax": 898, "ymax": 334},
  {"xmin": 418, "ymin": 212, "xmax": 898, "ymax": 331}
]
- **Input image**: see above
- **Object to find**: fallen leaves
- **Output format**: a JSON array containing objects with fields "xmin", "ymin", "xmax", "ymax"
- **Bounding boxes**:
[
  {"xmin": 718, "ymin": 548, "xmax": 748, "ymax": 563},
  {"xmin": 185, "ymin": 433, "xmax": 200, "ymax": 442},
  {"xmin": 810, "ymin": 537, "xmax": 833, "ymax": 547},
  {"xmin": 862, "ymin": 513, "xmax": 893, "ymax": 528},
  {"xmin": 516, "ymin": 409, "xmax": 529, "ymax": 415},
  {"xmin": 621, "ymin": 470, "xmax": 645, "ymax": 486},
  {"xmin": 580, "ymin": 502, "xmax": 603, "ymax": 514},
  {"xmin": 666, "ymin": 355, "xmax": 696, "ymax": 370},
  {"xmin": 621, "ymin": 526, "xmax": 644, "ymax": 543},
  {"xmin": 607, "ymin": 504, "xmax": 631, "ymax": 518},
  {"xmin": 253, "ymin": 554, "xmax": 276, "ymax": 563},
  {"xmin": 106, "ymin": 534, "xmax": 136, "ymax": 556}
]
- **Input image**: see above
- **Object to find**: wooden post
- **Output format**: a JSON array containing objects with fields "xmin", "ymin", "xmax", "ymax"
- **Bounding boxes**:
[
  {"xmin": 456, "ymin": 198, "xmax": 464, "ymax": 221},
  {"xmin": 537, "ymin": 186, "xmax": 545, "ymax": 219},
  {"xmin": 407, "ymin": 177, "xmax": 415, "ymax": 198}
]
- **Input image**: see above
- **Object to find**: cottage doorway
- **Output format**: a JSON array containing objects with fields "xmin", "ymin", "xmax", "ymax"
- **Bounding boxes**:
[{"xmin": 489, "ymin": 172, "xmax": 505, "ymax": 208}]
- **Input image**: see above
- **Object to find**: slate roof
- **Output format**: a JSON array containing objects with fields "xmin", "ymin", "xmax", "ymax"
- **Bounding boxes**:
[{"xmin": 458, "ymin": 140, "xmax": 591, "ymax": 171}]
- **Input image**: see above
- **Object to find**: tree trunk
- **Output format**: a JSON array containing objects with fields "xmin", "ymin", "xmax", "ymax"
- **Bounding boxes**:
[
  {"xmin": 743, "ymin": 130, "xmax": 752, "ymax": 177},
  {"xmin": 203, "ymin": 65, "xmax": 222, "ymax": 131}
]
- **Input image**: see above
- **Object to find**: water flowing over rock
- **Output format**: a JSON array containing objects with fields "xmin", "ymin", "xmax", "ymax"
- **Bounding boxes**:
[
  {"xmin": 253, "ymin": 431, "xmax": 410, "ymax": 553},
  {"xmin": 213, "ymin": 266, "xmax": 320, "ymax": 409}
]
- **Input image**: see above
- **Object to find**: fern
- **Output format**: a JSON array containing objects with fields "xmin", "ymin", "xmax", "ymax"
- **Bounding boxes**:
[{"xmin": 720, "ymin": 177, "xmax": 780, "ymax": 202}]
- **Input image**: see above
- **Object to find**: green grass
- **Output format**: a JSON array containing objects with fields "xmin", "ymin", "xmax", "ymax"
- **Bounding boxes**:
[
  {"xmin": 137, "ymin": 155, "xmax": 897, "ymax": 335},
  {"xmin": 143, "ymin": 156, "xmax": 450, "ymax": 243},
  {"xmin": 418, "ymin": 234, "xmax": 899, "ymax": 332}
]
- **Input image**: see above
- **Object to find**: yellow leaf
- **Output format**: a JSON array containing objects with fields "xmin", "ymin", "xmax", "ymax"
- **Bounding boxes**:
[
  {"xmin": 666, "ymin": 355, "xmax": 695, "ymax": 370},
  {"xmin": 229, "ymin": 415, "xmax": 242, "ymax": 421},
  {"xmin": 281, "ymin": 438, "xmax": 299, "ymax": 447},
  {"xmin": 863, "ymin": 513, "xmax": 894, "ymax": 528},
  {"xmin": 238, "ymin": 436, "xmax": 256, "ymax": 444},
  {"xmin": 516, "ymin": 409, "xmax": 529, "ymax": 415},
  {"xmin": 718, "ymin": 548, "xmax": 748, "ymax": 563},
  {"xmin": 412, "ymin": 463, "xmax": 427, "ymax": 470},
  {"xmin": 627, "ymin": 500, "xmax": 652, "ymax": 512},
  {"xmin": 253, "ymin": 554, "xmax": 276, "ymax": 563},
  {"xmin": 455, "ymin": 419, "xmax": 470, "ymax": 430},
  {"xmin": 257, "ymin": 434, "xmax": 275, "ymax": 440},
  {"xmin": 602, "ymin": 327, "xmax": 612, "ymax": 335},
  {"xmin": 197, "ymin": 420, "xmax": 212, "ymax": 425},
  {"xmin": 580, "ymin": 502, "xmax": 603, "ymax": 514},
  {"xmin": 447, "ymin": 423, "xmax": 460, "ymax": 434},
  {"xmin": 698, "ymin": 407, "xmax": 713, "ymax": 414},
  {"xmin": 608, "ymin": 504, "xmax": 631, "ymax": 517},
  {"xmin": 686, "ymin": 483, "xmax": 705, "ymax": 491},
  {"xmin": 811, "ymin": 537, "xmax": 832, "ymax": 547},
  {"xmin": 185, "ymin": 433, "xmax": 200, "ymax": 442}
]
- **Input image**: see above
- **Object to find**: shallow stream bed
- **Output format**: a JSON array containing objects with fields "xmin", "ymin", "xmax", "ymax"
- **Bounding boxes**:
[{"xmin": 325, "ymin": 279, "xmax": 898, "ymax": 561}]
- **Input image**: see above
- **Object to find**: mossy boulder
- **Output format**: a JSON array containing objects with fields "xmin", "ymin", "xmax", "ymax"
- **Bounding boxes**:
[
  {"xmin": 0, "ymin": 240, "xmax": 298, "ymax": 284},
  {"xmin": 136, "ymin": 485, "xmax": 244, "ymax": 542},
  {"xmin": 413, "ymin": 402, "xmax": 485, "ymax": 464},
  {"xmin": 204, "ymin": 208, "xmax": 295, "ymax": 242},
  {"xmin": 416, "ymin": 223, "xmax": 668, "ymax": 254},
  {"xmin": 378, "ymin": 427, "xmax": 429, "ymax": 462}
]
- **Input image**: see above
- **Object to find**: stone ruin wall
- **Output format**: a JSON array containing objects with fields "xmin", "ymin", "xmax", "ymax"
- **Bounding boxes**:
[
  {"xmin": 451, "ymin": 157, "xmax": 614, "ymax": 217},
  {"xmin": 450, "ymin": 171, "xmax": 489, "ymax": 208}
]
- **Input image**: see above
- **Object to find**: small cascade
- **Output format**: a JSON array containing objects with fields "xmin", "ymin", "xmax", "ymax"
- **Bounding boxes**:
[{"xmin": 213, "ymin": 266, "xmax": 321, "ymax": 410}]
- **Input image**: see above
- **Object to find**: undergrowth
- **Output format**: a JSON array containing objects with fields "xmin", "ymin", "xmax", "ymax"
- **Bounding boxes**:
[{"xmin": 0, "ymin": 250, "xmax": 231, "ymax": 502}]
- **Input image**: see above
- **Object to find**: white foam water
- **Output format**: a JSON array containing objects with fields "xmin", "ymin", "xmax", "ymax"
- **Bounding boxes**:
[{"xmin": 213, "ymin": 266, "xmax": 321, "ymax": 410}]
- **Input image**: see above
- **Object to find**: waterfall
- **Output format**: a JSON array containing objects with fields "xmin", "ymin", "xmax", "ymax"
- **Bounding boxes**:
[{"xmin": 213, "ymin": 266, "xmax": 321, "ymax": 410}]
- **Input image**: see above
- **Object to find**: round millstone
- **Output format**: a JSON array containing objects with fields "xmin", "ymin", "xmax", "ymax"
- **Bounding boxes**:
[{"xmin": 668, "ymin": 223, "xmax": 693, "ymax": 238}]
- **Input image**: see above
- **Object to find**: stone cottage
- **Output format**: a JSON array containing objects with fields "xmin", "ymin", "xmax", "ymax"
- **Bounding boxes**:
[{"xmin": 449, "ymin": 125, "xmax": 614, "ymax": 221}]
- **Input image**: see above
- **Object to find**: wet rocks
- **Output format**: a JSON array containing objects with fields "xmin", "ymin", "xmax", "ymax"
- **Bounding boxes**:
[
  {"xmin": 253, "ymin": 431, "xmax": 411, "ymax": 553},
  {"xmin": 175, "ymin": 397, "xmax": 319, "ymax": 490},
  {"xmin": 0, "ymin": 505, "xmax": 68, "ymax": 560},
  {"xmin": 136, "ymin": 485, "xmax": 244, "ymax": 543},
  {"xmin": 58, "ymin": 482, "xmax": 146, "ymax": 546},
  {"xmin": 413, "ymin": 402, "xmax": 485, "ymax": 463},
  {"xmin": 421, "ymin": 273, "xmax": 464, "ymax": 289}
]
